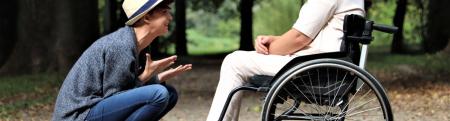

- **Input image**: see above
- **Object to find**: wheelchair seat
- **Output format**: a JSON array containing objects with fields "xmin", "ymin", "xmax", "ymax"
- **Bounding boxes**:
[{"xmin": 248, "ymin": 51, "xmax": 352, "ymax": 88}]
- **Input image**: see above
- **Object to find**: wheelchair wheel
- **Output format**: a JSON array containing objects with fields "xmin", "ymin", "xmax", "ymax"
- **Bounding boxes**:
[{"xmin": 262, "ymin": 59, "xmax": 392, "ymax": 121}]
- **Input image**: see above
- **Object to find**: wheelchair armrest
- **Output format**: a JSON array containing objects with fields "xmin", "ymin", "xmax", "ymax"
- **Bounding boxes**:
[{"xmin": 249, "ymin": 75, "xmax": 274, "ymax": 87}]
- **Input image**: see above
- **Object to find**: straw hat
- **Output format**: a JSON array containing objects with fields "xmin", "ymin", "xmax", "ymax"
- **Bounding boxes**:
[{"xmin": 122, "ymin": 0, "xmax": 164, "ymax": 25}]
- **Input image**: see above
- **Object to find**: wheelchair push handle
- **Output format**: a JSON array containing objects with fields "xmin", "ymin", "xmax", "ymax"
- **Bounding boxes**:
[{"xmin": 373, "ymin": 23, "xmax": 398, "ymax": 34}]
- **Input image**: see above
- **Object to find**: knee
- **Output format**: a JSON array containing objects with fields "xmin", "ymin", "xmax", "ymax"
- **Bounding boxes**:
[
  {"xmin": 141, "ymin": 84, "xmax": 170, "ymax": 105},
  {"xmin": 224, "ymin": 51, "xmax": 243, "ymax": 61},
  {"xmin": 223, "ymin": 51, "xmax": 246, "ymax": 67},
  {"xmin": 164, "ymin": 84, "xmax": 178, "ymax": 104}
]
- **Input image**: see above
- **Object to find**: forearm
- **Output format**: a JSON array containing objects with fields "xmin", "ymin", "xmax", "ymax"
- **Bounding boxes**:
[
  {"xmin": 137, "ymin": 75, "xmax": 161, "ymax": 86},
  {"xmin": 268, "ymin": 29, "xmax": 312, "ymax": 55},
  {"xmin": 138, "ymin": 71, "xmax": 151, "ymax": 83}
]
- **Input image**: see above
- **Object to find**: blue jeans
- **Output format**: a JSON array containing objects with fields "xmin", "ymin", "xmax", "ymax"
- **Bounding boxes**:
[{"xmin": 85, "ymin": 84, "xmax": 178, "ymax": 121}]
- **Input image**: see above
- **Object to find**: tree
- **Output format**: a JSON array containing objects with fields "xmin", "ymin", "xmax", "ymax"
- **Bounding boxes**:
[
  {"xmin": 239, "ymin": 0, "xmax": 254, "ymax": 51},
  {"xmin": 0, "ymin": 0, "xmax": 99, "ymax": 75},
  {"xmin": 54, "ymin": 0, "xmax": 99, "ymax": 71},
  {"xmin": 444, "ymin": 39, "xmax": 450, "ymax": 54},
  {"xmin": 391, "ymin": 0, "xmax": 407, "ymax": 53},
  {"xmin": 0, "ymin": 0, "xmax": 58, "ymax": 75},
  {"xmin": 175, "ymin": 0, "xmax": 188, "ymax": 55},
  {"xmin": 174, "ymin": 0, "xmax": 227, "ymax": 55},
  {"xmin": 189, "ymin": 0, "xmax": 225, "ymax": 12},
  {"xmin": 365, "ymin": 0, "xmax": 372, "ymax": 13},
  {"xmin": 0, "ymin": 0, "xmax": 17, "ymax": 68},
  {"xmin": 102, "ymin": 0, "xmax": 127, "ymax": 35},
  {"xmin": 424, "ymin": 0, "xmax": 450, "ymax": 53}
]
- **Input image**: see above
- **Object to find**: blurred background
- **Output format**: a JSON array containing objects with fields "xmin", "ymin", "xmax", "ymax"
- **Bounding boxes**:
[{"xmin": 0, "ymin": 0, "xmax": 449, "ymax": 120}]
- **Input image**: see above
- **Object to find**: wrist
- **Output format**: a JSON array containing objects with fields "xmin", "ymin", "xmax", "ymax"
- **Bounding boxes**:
[
  {"xmin": 270, "ymin": 36, "xmax": 279, "ymax": 41},
  {"xmin": 138, "ymin": 72, "xmax": 150, "ymax": 83},
  {"xmin": 157, "ymin": 73, "xmax": 166, "ymax": 83}
]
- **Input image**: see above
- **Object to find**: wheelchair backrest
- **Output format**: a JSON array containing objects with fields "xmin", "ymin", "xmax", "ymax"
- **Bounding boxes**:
[{"xmin": 341, "ymin": 14, "xmax": 368, "ymax": 64}]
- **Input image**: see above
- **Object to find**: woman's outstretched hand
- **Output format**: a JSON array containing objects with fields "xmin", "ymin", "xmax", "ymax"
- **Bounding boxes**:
[
  {"xmin": 138, "ymin": 54, "xmax": 177, "ymax": 83},
  {"xmin": 158, "ymin": 64, "xmax": 192, "ymax": 82}
]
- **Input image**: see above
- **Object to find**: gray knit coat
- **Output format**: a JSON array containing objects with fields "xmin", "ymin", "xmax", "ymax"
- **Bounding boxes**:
[{"xmin": 52, "ymin": 26, "xmax": 158, "ymax": 121}]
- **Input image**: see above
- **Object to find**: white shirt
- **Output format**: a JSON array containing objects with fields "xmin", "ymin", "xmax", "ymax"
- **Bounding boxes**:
[{"xmin": 293, "ymin": 0, "xmax": 365, "ymax": 56}]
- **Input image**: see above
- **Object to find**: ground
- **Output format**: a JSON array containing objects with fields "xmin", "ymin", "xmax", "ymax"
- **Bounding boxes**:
[{"xmin": 1, "ymin": 55, "xmax": 449, "ymax": 121}]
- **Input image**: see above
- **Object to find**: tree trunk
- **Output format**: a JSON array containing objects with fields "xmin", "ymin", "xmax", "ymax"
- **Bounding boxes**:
[
  {"xmin": 54, "ymin": 0, "xmax": 99, "ymax": 72},
  {"xmin": 391, "ymin": 0, "xmax": 407, "ymax": 53},
  {"xmin": 239, "ymin": 0, "xmax": 254, "ymax": 51},
  {"xmin": 0, "ymin": 0, "xmax": 57, "ymax": 75},
  {"xmin": 424, "ymin": 0, "xmax": 450, "ymax": 53},
  {"xmin": 175, "ymin": 0, "xmax": 188, "ymax": 55},
  {"xmin": 0, "ymin": 0, "xmax": 98, "ymax": 76},
  {"xmin": 103, "ymin": 0, "xmax": 116, "ymax": 34},
  {"xmin": 0, "ymin": 0, "xmax": 18, "ymax": 68},
  {"xmin": 364, "ymin": 0, "xmax": 372, "ymax": 13},
  {"xmin": 103, "ymin": 0, "xmax": 126, "ymax": 35},
  {"xmin": 443, "ymin": 38, "xmax": 450, "ymax": 54}
]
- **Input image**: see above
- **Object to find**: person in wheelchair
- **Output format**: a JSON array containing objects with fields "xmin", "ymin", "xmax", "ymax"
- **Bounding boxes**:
[{"xmin": 207, "ymin": 0, "xmax": 365, "ymax": 120}]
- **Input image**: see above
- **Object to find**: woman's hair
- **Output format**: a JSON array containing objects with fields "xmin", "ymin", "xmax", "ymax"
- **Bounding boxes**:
[
  {"xmin": 131, "ymin": 0, "xmax": 174, "ymax": 27},
  {"xmin": 159, "ymin": 0, "xmax": 174, "ymax": 7},
  {"xmin": 151, "ymin": 0, "xmax": 173, "ymax": 13}
]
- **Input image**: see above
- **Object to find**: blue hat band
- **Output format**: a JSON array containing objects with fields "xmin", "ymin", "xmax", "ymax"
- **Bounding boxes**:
[{"xmin": 129, "ymin": 0, "xmax": 158, "ymax": 19}]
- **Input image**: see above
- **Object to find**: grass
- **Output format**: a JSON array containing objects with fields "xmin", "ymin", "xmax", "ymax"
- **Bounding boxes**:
[
  {"xmin": 366, "ymin": 46, "xmax": 450, "ymax": 74},
  {"xmin": 186, "ymin": 29, "xmax": 239, "ymax": 55},
  {"xmin": 166, "ymin": 29, "xmax": 239, "ymax": 55},
  {"xmin": 0, "ymin": 73, "xmax": 63, "ymax": 118}
]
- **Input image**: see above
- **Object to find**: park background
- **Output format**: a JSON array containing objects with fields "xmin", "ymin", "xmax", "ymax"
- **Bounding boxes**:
[{"xmin": 0, "ymin": 0, "xmax": 449, "ymax": 120}]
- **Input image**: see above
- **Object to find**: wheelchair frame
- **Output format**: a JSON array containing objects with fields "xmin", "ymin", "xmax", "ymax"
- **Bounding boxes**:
[{"xmin": 218, "ymin": 14, "xmax": 398, "ymax": 121}]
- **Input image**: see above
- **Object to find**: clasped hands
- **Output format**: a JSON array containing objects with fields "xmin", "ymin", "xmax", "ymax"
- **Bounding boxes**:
[
  {"xmin": 138, "ymin": 53, "xmax": 192, "ymax": 83},
  {"xmin": 254, "ymin": 35, "xmax": 277, "ymax": 55}
]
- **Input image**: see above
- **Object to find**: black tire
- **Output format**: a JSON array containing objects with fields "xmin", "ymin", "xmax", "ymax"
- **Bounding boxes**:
[{"xmin": 262, "ymin": 59, "xmax": 392, "ymax": 121}]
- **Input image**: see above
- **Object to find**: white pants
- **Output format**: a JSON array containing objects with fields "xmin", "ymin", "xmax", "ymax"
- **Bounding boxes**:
[{"xmin": 206, "ymin": 51, "xmax": 298, "ymax": 121}]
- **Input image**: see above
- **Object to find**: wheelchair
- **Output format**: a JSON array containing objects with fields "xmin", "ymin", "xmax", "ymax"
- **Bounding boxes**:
[{"xmin": 219, "ymin": 14, "xmax": 398, "ymax": 121}]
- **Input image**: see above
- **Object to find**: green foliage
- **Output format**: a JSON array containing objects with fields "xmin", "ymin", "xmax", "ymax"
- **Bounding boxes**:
[
  {"xmin": 368, "ymin": 0, "xmax": 425, "ymax": 46},
  {"xmin": 182, "ymin": 0, "xmax": 426, "ymax": 55},
  {"xmin": 187, "ymin": 29, "xmax": 239, "ymax": 55},
  {"xmin": 183, "ymin": 0, "xmax": 303, "ymax": 55},
  {"xmin": 403, "ymin": 4, "xmax": 423, "ymax": 45},
  {"xmin": 253, "ymin": 0, "xmax": 302, "ymax": 37},
  {"xmin": 186, "ymin": 0, "xmax": 240, "ymax": 38},
  {"xmin": 367, "ymin": 47, "xmax": 450, "ymax": 73},
  {"xmin": 183, "ymin": 0, "xmax": 240, "ymax": 55},
  {"xmin": 368, "ymin": 0, "xmax": 396, "ymax": 46},
  {"xmin": 166, "ymin": 29, "xmax": 239, "ymax": 55},
  {"xmin": 188, "ymin": 0, "xmax": 226, "ymax": 12}
]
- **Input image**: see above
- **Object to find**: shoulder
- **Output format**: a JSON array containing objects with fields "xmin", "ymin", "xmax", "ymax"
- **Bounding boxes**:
[{"xmin": 94, "ymin": 27, "xmax": 137, "ymax": 53}]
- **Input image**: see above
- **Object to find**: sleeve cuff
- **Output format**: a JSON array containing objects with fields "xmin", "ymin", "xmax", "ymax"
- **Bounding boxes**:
[{"xmin": 145, "ymin": 75, "xmax": 161, "ymax": 85}]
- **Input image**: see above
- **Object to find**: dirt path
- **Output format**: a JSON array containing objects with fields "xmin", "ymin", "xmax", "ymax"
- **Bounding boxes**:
[
  {"xmin": 160, "ymin": 58, "xmax": 450, "ymax": 121},
  {"xmin": 5, "ymin": 57, "xmax": 450, "ymax": 121}
]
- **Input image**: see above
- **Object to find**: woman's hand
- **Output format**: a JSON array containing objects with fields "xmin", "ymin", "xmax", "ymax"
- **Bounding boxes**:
[
  {"xmin": 158, "ymin": 64, "xmax": 192, "ymax": 82},
  {"xmin": 138, "ymin": 54, "xmax": 177, "ymax": 83},
  {"xmin": 254, "ymin": 35, "xmax": 276, "ymax": 55},
  {"xmin": 155, "ymin": 55, "xmax": 177, "ymax": 73}
]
